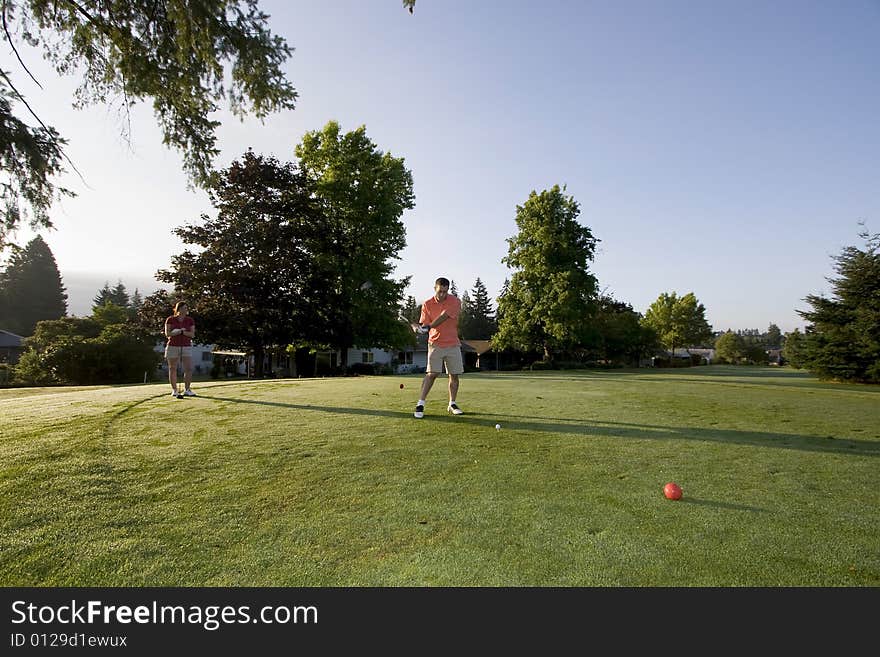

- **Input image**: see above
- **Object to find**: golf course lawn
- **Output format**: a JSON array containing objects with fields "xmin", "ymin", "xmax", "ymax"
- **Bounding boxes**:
[{"xmin": 2, "ymin": 365, "xmax": 878, "ymax": 586}]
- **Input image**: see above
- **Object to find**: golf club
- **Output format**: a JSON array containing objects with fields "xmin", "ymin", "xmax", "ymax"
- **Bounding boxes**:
[{"xmin": 177, "ymin": 343, "xmax": 183, "ymax": 398}]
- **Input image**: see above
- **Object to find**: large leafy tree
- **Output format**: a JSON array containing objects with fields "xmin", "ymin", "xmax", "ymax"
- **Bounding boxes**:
[
  {"xmin": 714, "ymin": 330, "xmax": 747, "ymax": 364},
  {"xmin": 0, "ymin": 83, "xmax": 73, "ymax": 247},
  {"xmin": 0, "ymin": 0, "xmax": 297, "ymax": 249},
  {"xmin": 641, "ymin": 291, "xmax": 712, "ymax": 357},
  {"xmin": 294, "ymin": 121, "xmax": 415, "ymax": 364},
  {"xmin": 459, "ymin": 277, "xmax": 496, "ymax": 340},
  {"xmin": 795, "ymin": 229, "xmax": 880, "ymax": 382},
  {"xmin": 494, "ymin": 185, "xmax": 599, "ymax": 361},
  {"xmin": 0, "ymin": 234, "xmax": 66, "ymax": 335},
  {"xmin": 590, "ymin": 294, "xmax": 658, "ymax": 366},
  {"xmin": 158, "ymin": 150, "xmax": 324, "ymax": 376}
]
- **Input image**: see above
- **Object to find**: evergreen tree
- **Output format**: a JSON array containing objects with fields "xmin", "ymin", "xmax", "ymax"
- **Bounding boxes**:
[
  {"xmin": 0, "ymin": 235, "xmax": 67, "ymax": 335},
  {"xmin": 460, "ymin": 277, "xmax": 496, "ymax": 340},
  {"xmin": 458, "ymin": 290, "xmax": 472, "ymax": 338},
  {"xmin": 92, "ymin": 282, "xmax": 113, "ymax": 309},
  {"xmin": 795, "ymin": 228, "xmax": 880, "ymax": 382},
  {"xmin": 110, "ymin": 281, "xmax": 130, "ymax": 308},
  {"xmin": 92, "ymin": 279, "xmax": 130, "ymax": 310},
  {"xmin": 400, "ymin": 295, "xmax": 420, "ymax": 324},
  {"xmin": 129, "ymin": 288, "xmax": 143, "ymax": 320},
  {"xmin": 93, "ymin": 280, "xmax": 141, "ymax": 319}
]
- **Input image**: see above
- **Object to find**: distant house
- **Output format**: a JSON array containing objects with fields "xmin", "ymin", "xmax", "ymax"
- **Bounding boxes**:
[
  {"xmin": 154, "ymin": 341, "xmax": 216, "ymax": 376},
  {"xmin": 678, "ymin": 348, "xmax": 716, "ymax": 365},
  {"xmin": 647, "ymin": 347, "xmax": 715, "ymax": 367},
  {"xmin": 0, "ymin": 329, "xmax": 25, "ymax": 365}
]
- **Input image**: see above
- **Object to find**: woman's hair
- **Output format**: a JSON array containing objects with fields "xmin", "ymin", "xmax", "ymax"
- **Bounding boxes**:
[{"xmin": 174, "ymin": 301, "xmax": 188, "ymax": 314}]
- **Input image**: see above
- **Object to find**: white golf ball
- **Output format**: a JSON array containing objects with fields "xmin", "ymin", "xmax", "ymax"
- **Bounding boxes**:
[{"xmin": 495, "ymin": 424, "xmax": 501, "ymax": 430}]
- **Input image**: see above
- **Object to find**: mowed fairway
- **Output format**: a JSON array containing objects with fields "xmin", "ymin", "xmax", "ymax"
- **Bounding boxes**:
[{"xmin": 1, "ymin": 366, "xmax": 878, "ymax": 586}]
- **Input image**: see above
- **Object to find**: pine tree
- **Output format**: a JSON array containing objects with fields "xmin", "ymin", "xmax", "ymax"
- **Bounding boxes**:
[
  {"xmin": 795, "ymin": 228, "xmax": 880, "ymax": 382},
  {"xmin": 0, "ymin": 235, "xmax": 67, "ymax": 336},
  {"xmin": 400, "ymin": 295, "xmax": 420, "ymax": 324},
  {"xmin": 458, "ymin": 290, "xmax": 472, "ymax": 338},
  {"xmin": 93, "ymin": 280, "xmax": 130, "ymax": 310},
  {"xmin": 460, "ymin": 277, "xmax": 496, "ymax": 340},
  {"xmin": 110, "ymin": 281, "xmax": 130, "ymax": 307},
  {"xmin": 93, "ymin": 282, "xmax": 113, "ymax": 309}
]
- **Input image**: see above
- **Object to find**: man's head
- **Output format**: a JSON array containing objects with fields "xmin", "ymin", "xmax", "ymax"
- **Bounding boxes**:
[
  {"xmin": 174, "ymin": 301, "xmax": 189, "ymax": 316},
  {"xmin": 434, "ymin": 277, "xmax": 450, "ymax": 301}
]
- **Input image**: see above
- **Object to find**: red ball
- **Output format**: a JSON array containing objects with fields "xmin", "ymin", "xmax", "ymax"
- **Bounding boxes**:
[
  {"xmin": 664, "ymin": 482, "xmax": 683, "ymax": 500},
  {"xmin": 399, "ymin": 383, "xmax": 404, "ymax": 389}
]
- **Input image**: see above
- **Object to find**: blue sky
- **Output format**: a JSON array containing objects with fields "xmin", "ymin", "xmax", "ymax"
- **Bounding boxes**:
[{"xmin": 6, "ymin": 0, "xmax": 879, "ymax": 332}]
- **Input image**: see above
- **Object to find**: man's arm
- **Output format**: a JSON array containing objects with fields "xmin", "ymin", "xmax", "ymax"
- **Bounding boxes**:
[{"xmin": 430, "ymin": 311, "xmax": 450, "ymax": 327}]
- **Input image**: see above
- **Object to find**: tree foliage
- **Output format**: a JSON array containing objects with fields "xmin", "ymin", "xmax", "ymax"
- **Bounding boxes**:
[
  {"xmin": 0, "ymin": 81, "xmax": 74, "ymax": 247},
  {"xmin": 294, "ymin": 121, "xmax": 415, "ymax": 362},
  {"xmin": 157, "ymin": 150, "xmax": 323, "ymax": 376},
  {"xmin": 16, "ymin": 316, "xmax": 158, "ymax": 385},
  {"xmin": 641, "ymin": 291, "xmax": 712, "ymax": 356},
  {"xmin": 459, "ymin": 277, "xmax": 496, "ymax": 340},
  {"xmin": 794, "ymin": 228, "xmax": 880, "ymax": 382},
  {"xmin": 765, "ymin": 323, "xmax": 782, "ymax": 348},
  {"xmin": 589, "ymin": 294, "xmax": 659, "ymax": 366},
  {"xmin": 399, "ymin": 295, "xmax": 420, "ymax": 324},
  {"xmin": 782, "ymin": 328, "xmax": 806, "ymax": 369},
  {"xmin": 0, "ymin": 234, "xmax": 66, "ymax": 335},
  {"xmin": 714, "ymin": 330, "xmax": 747, "ymax": 364},
  {"xmin": 1, "ymin": 0, "xmax": 297, "ymax": 249},
  {"xmin": 93, "ymin": 280, "xmax": 131, "ymax": 311},
  {"xmin": 494, "ymin": 185, "xmax": 599, "ymax": 361}
]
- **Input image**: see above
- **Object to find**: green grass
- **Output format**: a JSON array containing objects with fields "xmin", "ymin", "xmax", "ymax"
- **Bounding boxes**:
[{"xmin": 1, "ymin": 366, "xmax": 878, "ymax": 586}]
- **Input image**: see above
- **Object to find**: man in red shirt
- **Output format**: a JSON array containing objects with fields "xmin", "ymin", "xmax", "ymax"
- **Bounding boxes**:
[
  {"xmin": 164, "ymin": 301, "xmax": 197, "ymax": 398},
  {"xmin": 414, "ymin": 277, "xmax": 464, "ymax": 419}
]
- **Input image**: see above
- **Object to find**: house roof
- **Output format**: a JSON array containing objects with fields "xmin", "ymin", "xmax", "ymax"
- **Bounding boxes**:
[
  {"xmin": 462, "ymin": 339, "xmax": 493, "ymax": 355},
  {"xmin": 0, "ymin": 329, "xmax": 24, "ymax": 348}
]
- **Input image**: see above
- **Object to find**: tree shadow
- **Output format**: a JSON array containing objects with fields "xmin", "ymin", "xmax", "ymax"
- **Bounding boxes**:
[
  {"xmin": 481, "ymin": 368, "xmax": 880, "ymax": 393},
  {"xmin": 200, "ymin": 395, "xmax": 879, "ymax": 458}
]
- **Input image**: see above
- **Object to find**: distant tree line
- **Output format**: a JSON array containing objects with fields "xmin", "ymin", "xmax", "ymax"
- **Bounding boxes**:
[{"xmin": 3, "ymin": 175, "xmax": 875, "ymax": 385}]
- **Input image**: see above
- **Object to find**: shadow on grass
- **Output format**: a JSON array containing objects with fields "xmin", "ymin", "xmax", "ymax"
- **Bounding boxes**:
[
  {"xmin": 200, "ymin": 395, "xmax": 880, "ymax": 458},
  {"xmin": 480, "ymin": 367, "xmax": 880, "ymax": 393}
]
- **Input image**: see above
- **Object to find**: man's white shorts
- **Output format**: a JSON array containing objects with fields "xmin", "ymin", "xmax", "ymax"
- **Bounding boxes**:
[{"xmin": 427, "ymin": 344, "xmax": 464, "ymax": 375}]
